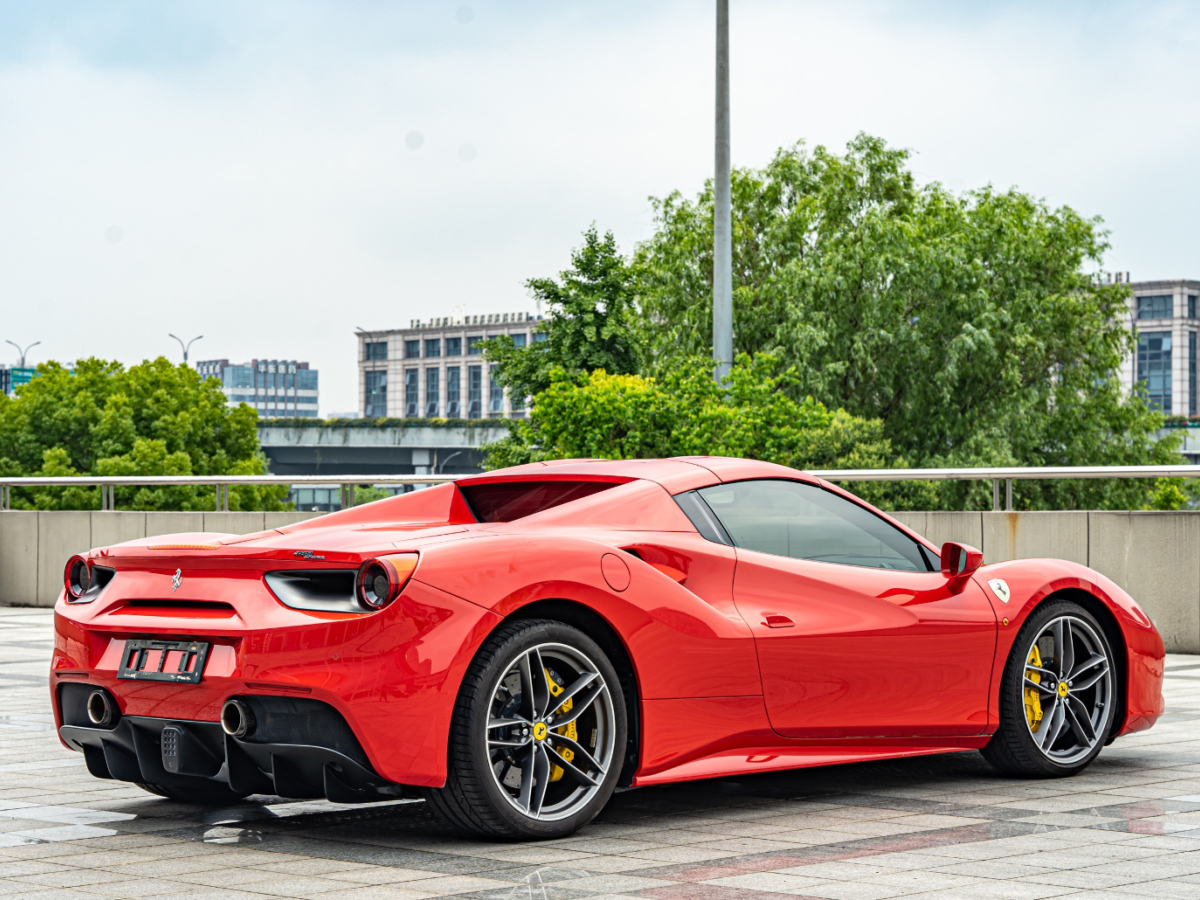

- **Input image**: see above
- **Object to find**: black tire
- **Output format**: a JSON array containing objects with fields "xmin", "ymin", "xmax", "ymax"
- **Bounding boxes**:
[
  {"xmin": 981, "ymin": 599, "xmax": 1117, "ymax": 778},
  {"xmin": 424, "ymin": 619, "xmax": 627, "ymax": 840},
  {"xmin": 137, "ymin": 781, "xmax": 251, "ymax": 805}
]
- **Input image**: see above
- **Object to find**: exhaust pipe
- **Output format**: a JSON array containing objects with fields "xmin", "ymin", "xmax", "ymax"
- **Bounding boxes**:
[
  {"xmin": 221, "ymin": 699, "xmax": 256, "ymax": 738},
  {"xmin": 86, "ymin": 690, "xmax": 115, "ymax": 727}
]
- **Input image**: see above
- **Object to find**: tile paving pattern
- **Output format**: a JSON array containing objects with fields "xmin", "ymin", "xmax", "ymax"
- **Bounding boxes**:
[{"xmin": 3, "ymin": 607, "xmax": 1200, "ymax": 899}]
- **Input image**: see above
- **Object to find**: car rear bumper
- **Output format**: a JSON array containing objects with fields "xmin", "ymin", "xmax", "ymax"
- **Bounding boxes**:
[
  {"xmin": 52, "ymin": 580, "xmax": 504, "ymax": 787},
  {"xmin": 58, "ymin": 687, "xmax": 408, "ymax": 802}
]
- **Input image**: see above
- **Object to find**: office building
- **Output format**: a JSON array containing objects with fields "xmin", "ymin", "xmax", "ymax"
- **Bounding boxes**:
[
  {"xmin": 356, "ymin": 312, "xmax": 542, "ymax": 419},
  {"xmin": 1118, "ymin": 278, "xmax": 1200, "ymax": 416},
  {"xmin": 196, "ymin": 358, "xmax": 319, "ymax": 419},
  {"xmin": 0, "ymin": 366, "xmax": 35, "ymax": 396}
]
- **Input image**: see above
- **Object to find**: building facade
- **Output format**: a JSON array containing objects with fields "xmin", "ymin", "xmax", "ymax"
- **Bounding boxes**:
[
  {"xmin": 0, "ymin": 366, "xmax": 36, "ymax": 397},
  {"xmin": 356, "ymin": 313, "xmax": 541, "ymax": 419},
  {"xmin": 1119, "ymin": 279, "xmax": 1200, "ymax": 416},
  {"xmin": 196, "ymin": 358, "xmax": 319, "ymax": 419}
]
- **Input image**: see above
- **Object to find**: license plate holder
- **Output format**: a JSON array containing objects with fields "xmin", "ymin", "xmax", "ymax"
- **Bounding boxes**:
[{"xmin": 117, "ymin": 639, "xmax": 210, "ymax": 684}]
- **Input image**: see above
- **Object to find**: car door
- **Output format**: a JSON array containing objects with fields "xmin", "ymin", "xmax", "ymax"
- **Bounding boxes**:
[{"xmin": 685, "ymin": 479, "xmax": 997, "ymax": 739}]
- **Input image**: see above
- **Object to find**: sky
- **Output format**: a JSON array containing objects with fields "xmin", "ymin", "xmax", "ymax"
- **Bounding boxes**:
[{"xmin": 1, "ymin": 0, "xmax": 1198, "ymax": 414}]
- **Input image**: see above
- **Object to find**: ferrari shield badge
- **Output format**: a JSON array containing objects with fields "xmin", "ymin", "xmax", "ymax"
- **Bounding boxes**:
[{"xmin": 988, "ymin": 578, "xmax": 1010, "ymax": 604}]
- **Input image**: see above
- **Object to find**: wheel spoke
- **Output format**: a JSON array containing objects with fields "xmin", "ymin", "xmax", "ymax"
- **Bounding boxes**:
[
  {"xmin": 1024, "ymin": 676, "xmax": 1057, "ymax": 695},
  {"xmin": 530, "ymin": 744, "xmax": 551, "ymax": 817},
  {"xmin": 548, "ymin": 681, "xmax": 607, "ymax": 728},
  {"xmin": 1065, "ymin": 695, "xmax": 1098, "ymax": 746},
  {"xmin": 518, "ymin": 650, "xmax": 551, "ymax": 721},
  {"xmin": 1035, "ymin": 697, "xmax": 1064, "ymax": 750},
  {"xmin": 488, "ymin": 717, "xmax": 529, "ymax": 730},
  {"xmin": 517, "ymin": 742, "xmax": 536, "ymax": 812},
  {"xmin": 549, "ymin": 671, "xmax": 599, "ymax": 715},
  {"xmin": 1056, "ymin": 619, "xmax": 1075, "ymax": 679},
  {"xmin": 1069, "ymin": 654, "xmax": 1109, "ymax": 689},
  {"xmin": 547, "ymin": 732, "xmax": 606, "ymax": 779},
  {"xmin": 488, "ymin": 735, "xmax": 530, "ymax": 748},
  {"xmin": 544, "ymin": 743, "xmax": 600, "ymax": 787},
  {"xmin": 1025, "ymin": 664, "xmax": 1060, "ymax": 683}
]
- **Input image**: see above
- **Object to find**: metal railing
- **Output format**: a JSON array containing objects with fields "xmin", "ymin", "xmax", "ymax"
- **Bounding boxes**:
[
  {"xmin": 0, "ymin": 474, "xmax": 458, "ymax": 512},
  {"xmin": 1, "ymin": 465, "xmax": 1198, "ymax": 512}
]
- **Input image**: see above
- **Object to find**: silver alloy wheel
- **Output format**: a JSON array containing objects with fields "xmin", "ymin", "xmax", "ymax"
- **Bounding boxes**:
[
  {"xmin": 1022, "ymin": 614, "xmax": 1113, "ymax": 765},
  {"xmin": 485, "ymin": 641, "xmax": 616, "ymax": 822}
]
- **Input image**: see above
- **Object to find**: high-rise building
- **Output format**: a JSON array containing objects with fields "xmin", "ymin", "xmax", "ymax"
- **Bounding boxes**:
[
  {"xmin": 1119, "ymin": 278, "xmax": 1200, "ymax": 416},
  {"xmin": 356, "ymin": 313, "xmax": 541, "ymax": 419},
  {"xmin": 196, "ymin": 358, "xmax": 319, "ymax": 419}
]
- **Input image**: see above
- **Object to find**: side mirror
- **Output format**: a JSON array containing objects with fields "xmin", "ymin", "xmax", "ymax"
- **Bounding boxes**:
[{"xmin": 940, "ymin": 542, "xmax": 983, "ymax": 579}]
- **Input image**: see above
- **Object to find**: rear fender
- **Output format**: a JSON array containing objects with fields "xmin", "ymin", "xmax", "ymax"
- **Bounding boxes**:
[{"xmin": 413, "ymin": 533, "xmax": 762, "ymax": 701}]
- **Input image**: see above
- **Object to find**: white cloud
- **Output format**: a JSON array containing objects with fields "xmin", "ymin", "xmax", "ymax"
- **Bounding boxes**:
[{"xmin": 0, "ymin": 1, "xmax": 1197, "ymax": 412}]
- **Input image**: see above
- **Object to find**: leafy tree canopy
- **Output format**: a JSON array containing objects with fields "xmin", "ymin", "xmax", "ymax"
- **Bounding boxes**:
[
  {"xmin": 633, "ymin": 134, "xmax": 1179, "ymax": 510},
  {"xmin": 482, "ymin": 225, "xmax": 640, "ymax": 402},
  {"xmin": 0, "ymin": 358, "xmax": 288, "ymax": 511},
  {"xmin": 483, "ymin": 354, "xmax": 935, "ymax": 509}
]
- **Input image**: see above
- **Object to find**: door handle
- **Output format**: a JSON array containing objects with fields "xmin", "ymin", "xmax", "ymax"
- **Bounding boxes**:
[{"xmin": 762, "ymin": 614, "xmax": 794, "ymax": 628}]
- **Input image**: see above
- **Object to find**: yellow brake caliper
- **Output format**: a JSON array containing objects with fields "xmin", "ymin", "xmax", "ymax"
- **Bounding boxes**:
[
  {"xmin": 545, "ymin": 671, "xmax": 577, "ymax": 782},
  {"xmin": 1025, "ymin": 644, "xmax": 1044, "ymax": 732}
]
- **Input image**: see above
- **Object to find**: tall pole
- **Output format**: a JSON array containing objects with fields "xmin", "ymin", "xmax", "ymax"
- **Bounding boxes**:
[{"xmin": 713, "ymin": 0, "xmax": 733, "ymax": 383}]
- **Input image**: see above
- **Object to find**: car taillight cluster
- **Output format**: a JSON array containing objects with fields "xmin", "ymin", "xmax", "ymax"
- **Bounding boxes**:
[
  {"xmin": 356, "ymin": 553, "xmax": 418, "ymax": 611},
  {"xmin": 65, "ymin": 555, "xmax": 91, "ymax": 600}
]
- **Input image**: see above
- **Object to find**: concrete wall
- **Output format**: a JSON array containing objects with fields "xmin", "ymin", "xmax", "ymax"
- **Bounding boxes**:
[
  {"xmin": 4, "ymin": 509, "xmax": 1199, "ymax": 653},
  {"xmin": 0, "ymin": 511, "xmax": 319, "ymax": 609}
]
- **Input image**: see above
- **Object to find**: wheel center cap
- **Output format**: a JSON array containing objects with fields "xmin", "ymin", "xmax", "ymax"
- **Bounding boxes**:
[
  {"xmin": 1058, "ymin": 682, "xmax": 1069, "ymax": 698},
  {"xmin": 532, "ymin": 722, "xmax": 548, "ymax": 741}
]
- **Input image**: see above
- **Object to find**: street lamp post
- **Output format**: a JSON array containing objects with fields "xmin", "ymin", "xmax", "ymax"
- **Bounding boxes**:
[
  {"xmin": 4, "ymin": 340, "xmax": 41, "ymax": 367},
  {"xmin": 168, "ymin": 334, "xmax": 203, "ymax": 364},
  {"xmin": 713, "ymin": 0, "xmax": 733, "ymax": 384}
]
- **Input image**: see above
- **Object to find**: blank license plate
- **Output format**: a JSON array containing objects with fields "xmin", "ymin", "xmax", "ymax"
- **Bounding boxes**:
[{"xmin": 116, "ymin": 639, "xmax": 210, "ymax": 684}]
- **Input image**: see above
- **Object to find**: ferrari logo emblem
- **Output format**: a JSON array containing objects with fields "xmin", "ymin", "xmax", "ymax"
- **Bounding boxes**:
[
  {"xmin": 988, "ymin": 579, "xmax": 1010, "ymax": 604},
  {"xmin": 171, "ymin": 569, "xmax": 182, "ymax": 592},
  {"xmin": 532, "ymin": 722, "xmax": 548, "ymax": 741}
]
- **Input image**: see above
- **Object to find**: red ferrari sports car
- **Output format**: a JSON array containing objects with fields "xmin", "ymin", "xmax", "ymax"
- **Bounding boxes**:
[{"xmin": 51, "ymin": 458, "xmax": 1164, "ymax": 838}]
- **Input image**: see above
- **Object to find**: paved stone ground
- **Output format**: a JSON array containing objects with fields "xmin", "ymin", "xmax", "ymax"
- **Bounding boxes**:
[{"xmin": 4, "ymin": 607, "xmax": 1200, "ymax": 900}]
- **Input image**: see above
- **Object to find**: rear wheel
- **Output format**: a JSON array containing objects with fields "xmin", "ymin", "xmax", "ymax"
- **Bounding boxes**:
[
  {"xmin": 424, "ymin": 619, "xmax": 626, "ymax": 839},
  {"xmin": 982, "ymin": 599, "xmax": 1116, "ymax": 777},
  {"xmin": 137, "ymin": 782, "xmax": 250, "ymax": 805}
]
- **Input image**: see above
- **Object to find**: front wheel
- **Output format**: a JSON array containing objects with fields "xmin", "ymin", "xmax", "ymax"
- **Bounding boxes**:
[
  {"xmin": 982, "ymin": 599, "xmax": 1117, "ymax": 777},
  {"xmin": 424, "ymin": 619, "xmax": 627, "ymax": 839}
]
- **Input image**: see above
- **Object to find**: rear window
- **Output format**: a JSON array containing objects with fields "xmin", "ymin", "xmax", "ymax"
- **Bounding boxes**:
[{"xmin": 459, "ymin": 480, "xmax": 619, "ymax": 523}]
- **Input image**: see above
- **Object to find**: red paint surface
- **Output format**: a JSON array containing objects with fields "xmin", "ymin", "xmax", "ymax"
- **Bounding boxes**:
[{"xmin": 52, "ymin": 457, "xmax": 1164, "ymax": 790}]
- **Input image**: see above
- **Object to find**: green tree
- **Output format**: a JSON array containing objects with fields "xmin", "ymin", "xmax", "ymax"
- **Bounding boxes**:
[
  {"xmin": 484, "ymin": 354, "xmax": 935, "ymax": 509},
  {"xmin": 0, "ymin": 358, "xmax": 289, "ymax": 511},
  {"xmin": 482, "ymin": 225, "xmax": 640, "ymax": 403},
  {"xmin": 635, "ymin": 134, "xmax": 1179, "ymax": 509}
]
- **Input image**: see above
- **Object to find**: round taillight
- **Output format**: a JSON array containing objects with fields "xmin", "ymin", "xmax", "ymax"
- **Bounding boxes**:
[
  {"xmin": 355, "ymin": 553, "xmax": 418, "ymax": 611},
  {"xmin": 65, "ymin": 556, "xmax": 91, "ymax": 600},
  {"xmin": 357, "ymin": 561, "xmax": 394, "ymax": 610}
]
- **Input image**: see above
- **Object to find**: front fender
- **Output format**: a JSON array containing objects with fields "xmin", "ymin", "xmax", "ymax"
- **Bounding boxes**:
[{"xmin": 973, "ymin": 559, "xmax": 1164, "ymax": 737}]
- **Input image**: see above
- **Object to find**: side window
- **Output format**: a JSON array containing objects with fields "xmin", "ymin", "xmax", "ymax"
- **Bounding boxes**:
[{"xmin": 690, "ymin": 480, "xmax": 930, "ymax": 572}]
